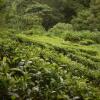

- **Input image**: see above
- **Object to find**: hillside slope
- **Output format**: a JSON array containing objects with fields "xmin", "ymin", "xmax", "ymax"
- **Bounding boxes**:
[
  {"xmin": 0, "ymin": 30, "xmax": 100, "ymax": 100},
  {"xmin": 0, "ymin": 0, "xmax": 100, "ymax": 100}
]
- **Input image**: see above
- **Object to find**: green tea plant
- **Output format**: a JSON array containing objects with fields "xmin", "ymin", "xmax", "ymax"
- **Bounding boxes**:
[{"xmin": 0, "ymin": 1, "xmax": 100, "ymax": 99}]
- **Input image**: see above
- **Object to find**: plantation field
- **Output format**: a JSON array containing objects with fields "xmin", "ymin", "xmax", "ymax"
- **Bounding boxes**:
[
  {"xmin": 0, "ymin": 0, "xmax": 100, "ymax": 99},
  {"xmin": 0, "ymin": 30, "xmax": 100, "ymax": 100}
]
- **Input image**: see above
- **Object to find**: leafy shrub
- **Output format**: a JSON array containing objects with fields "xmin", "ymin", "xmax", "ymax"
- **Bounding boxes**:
[
  {"xmin": 71, "ymin": 9, "xmax": 100, "ymax": 31},
  {"xmin": 80, "ymin": 39, "xmax": 95, "ymax": 45},
  {"xmin": 5, "ymin": 14, "xmax": 42, "ymax": 30},
  {"xmin": 49, "ymin": 23, "xmax": 74, "ymax": 37},
  {"xmin": 64, "ymin": 31, "xmax": 100, "ymax": 43},
  {"xmin": 21, "ymin": 25, "xmax": 46, "ymax": 35}
]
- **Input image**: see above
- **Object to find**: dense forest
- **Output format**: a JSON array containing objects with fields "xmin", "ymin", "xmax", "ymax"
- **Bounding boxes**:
[{"xmin": 0, "ymin": 0, "xmax": 100, "ymax": 100}]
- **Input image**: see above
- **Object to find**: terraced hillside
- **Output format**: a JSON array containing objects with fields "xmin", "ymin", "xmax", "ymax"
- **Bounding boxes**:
[
  {"xmin": 0, "ymin": 29, "xmax": 100, "ymax": 100},
  {"xmin": 0, "ymin": 0, "xmax": 100, "ymax": 100}
]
